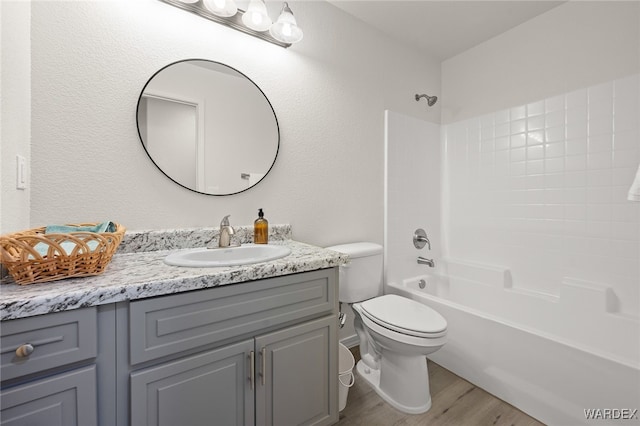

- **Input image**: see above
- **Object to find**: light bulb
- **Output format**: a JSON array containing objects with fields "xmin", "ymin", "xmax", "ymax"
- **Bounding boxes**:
[
  {"xmin": 242, "ymin": 0, "xmax": 271, "ymax": 32},
  {"xmin": 203, "ymin": 0, "xmax": 238, "ymax": 17},
  {"xmin": 269, "ymin": 2, "xmax": 303, "ymax": 43}
]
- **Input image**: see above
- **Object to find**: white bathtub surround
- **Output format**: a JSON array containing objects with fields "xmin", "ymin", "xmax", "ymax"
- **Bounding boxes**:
[
  {"xmin": 440, "ymin": 74, "xmax": 640, "ymax": 424},
  {"xmin": 384, "ymin": 110, "xmax": 442, "ymax": 287},
  {"xmin": 384, "ymin": 73, "xmax": 640, "ymax": 426},
  {"xmin": 387, "ymin": 275, "xmax": 640, "ymax": 426},
  {"xmin": 394, "ymin": 263, "xmax": 638, "ymax": 368},
  {"xmin": 628, "ymin": 165, "xmax": 640, "ymax": 201},
  {"xmin": 436, "ymin": 4, "xmax": 640, "ymax": 419},
  {"xmin": 387, "ymin": 276, "xmax": 640, "ymax": 425},
  {"xmin": 444, "ymin": 74, "xmax": 640, "ymax": 317}
]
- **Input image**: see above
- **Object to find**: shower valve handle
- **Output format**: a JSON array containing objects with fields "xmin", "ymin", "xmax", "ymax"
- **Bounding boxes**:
[{"xmin": 413, "ymin": 229, "xmax": 431, "ymax": 250}]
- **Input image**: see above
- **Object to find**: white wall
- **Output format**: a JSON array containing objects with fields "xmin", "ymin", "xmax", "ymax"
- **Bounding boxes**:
[
  {"xmin": 25, "ymin": 0, "xmax": 441, "ymax": 247},
  {"xmin": 1, "ymin": 1, "xmax": 31, "ymax": 234},
  {"xmin": 441, "ymin": 2, "xmax": 640, "ymax": 316},
  {"xmin": 442, "ymin": 1, "xmax": 640, "ymax": 124}
]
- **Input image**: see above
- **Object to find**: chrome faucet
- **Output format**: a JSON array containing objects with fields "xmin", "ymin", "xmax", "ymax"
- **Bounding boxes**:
[
  {"xmin": 413, "ymin": 229, "xmax": 431, "ymax": 250},
  {"xmin": 417, "ymin": 256, "xmax": 435, "ymax": 267},
  {"xmin": 218, "ymin": 215, "xmax": 236, "ymax": 248}
]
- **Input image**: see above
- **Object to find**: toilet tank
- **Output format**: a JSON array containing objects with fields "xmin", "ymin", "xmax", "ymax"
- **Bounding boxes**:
[{"xmin": 326, "ymin": 242, "xmax": 383, "ymax": 303}]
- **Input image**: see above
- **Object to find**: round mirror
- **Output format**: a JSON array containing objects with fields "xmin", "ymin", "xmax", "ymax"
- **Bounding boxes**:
[{"xmin": 136, "ymin": 59, "xmax": 279, "ymax": 195}]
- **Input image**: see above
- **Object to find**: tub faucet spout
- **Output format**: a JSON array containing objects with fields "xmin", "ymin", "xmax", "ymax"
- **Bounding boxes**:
[{"xmin": 418, "ymin": 256, "xmax": 435, "ymax": 267}]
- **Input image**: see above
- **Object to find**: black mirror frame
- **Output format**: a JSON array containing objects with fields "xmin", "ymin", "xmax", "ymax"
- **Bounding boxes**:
[{"xmin": 136, "ymin": 59, "xmax": 280, "ymax": 196}]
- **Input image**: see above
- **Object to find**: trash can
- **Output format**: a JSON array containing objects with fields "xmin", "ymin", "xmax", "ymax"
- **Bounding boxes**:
[{"xmin": 338, "ymin": 343, "xmax": 355, "ymax": 411}]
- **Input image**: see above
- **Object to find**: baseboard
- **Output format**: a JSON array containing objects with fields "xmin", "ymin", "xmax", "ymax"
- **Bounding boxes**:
[{"xmin": 340, "ymin": 334, "xmax": 359, "ymax": 348}]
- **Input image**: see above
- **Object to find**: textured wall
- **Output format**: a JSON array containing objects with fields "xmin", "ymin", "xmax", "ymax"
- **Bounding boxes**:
[
  {"xmin": 441, "ymin": 1, "xmax": 640, "ymax": 124},
  {"xmin": 1, "ymin": 1, "xmax": 31, "ymax": 233},
  {"xmin": 27, "ymin": 0, "xmax": 440, "ymax": 247}
]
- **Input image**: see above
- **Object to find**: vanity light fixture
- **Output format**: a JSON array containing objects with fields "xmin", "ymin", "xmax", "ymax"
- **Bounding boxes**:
[
  {"xmin": 270, "ymin": 2, "xmax": 303, "ymax": 44},
  {"xmin": 242, "ymin": 0, "xmax": 272, "ymax": 31},
  {"xmin": 159, "ymin": 0, "xmax": 303, "ymax": 48},
  {"xmin": 202, "ymin": 0, "xmax": 237, "ymax": 17}
]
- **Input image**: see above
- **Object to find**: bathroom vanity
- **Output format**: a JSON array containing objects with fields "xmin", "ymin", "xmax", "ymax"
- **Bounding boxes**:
[{"xmin": 0, "ymin": 228, "xmax": 346, "ymax": 426}]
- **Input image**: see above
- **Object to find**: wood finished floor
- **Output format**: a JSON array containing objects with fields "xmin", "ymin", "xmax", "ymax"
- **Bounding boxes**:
[{"xmin": 336, "ymin": 347, "xmax": 544, "ymax": 426}]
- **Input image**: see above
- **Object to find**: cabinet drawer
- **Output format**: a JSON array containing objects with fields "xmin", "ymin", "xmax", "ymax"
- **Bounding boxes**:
[
  {"xmin": 0, "ymin": 365, "xmax": 97, "ymax": 426},
  {"xmin": 130, "ymin": 268, "xmax": 337, "ymax": 364},
  {"xmin": 0, "ymin": 308, "xmax": 97, "ymax": 382}
]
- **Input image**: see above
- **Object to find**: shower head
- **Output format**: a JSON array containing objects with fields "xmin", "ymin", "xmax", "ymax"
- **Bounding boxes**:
[{"xmin": 415, "ymin": 93, "xmax": 438, "ymax": 107}]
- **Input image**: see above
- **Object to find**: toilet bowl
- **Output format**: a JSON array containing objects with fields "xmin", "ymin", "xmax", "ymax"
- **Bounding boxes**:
[
  {"xmin": 326, "ymin": 242, "xmax": 447, "ymax": 414},
  {"xmin": 352, "ymin": 294, "xmax": 446, "ymax": 414}
]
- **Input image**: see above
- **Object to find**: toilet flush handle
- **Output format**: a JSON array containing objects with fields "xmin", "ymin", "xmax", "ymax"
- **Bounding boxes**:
[{"xmin": 338, "ymin": 302, "xmax": 346, "ymax": 328}]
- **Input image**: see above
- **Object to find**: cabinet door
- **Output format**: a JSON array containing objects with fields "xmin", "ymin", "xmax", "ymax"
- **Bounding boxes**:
[
  {"xmin": 131, "ymin": 340, "xmax": 254, "ymax": 426},
  {"xmin": 0, "ymin": 365, "xmax": 97, "ymax": 426},
  {"xmin": 255, "ymin": 316, "xmax": 337, "ymax": 426}
]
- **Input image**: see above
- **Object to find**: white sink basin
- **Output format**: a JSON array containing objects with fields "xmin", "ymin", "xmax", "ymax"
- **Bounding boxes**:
[{"xmin": 164, "ymin": 244, "xmax": 292, "ymax": 267}]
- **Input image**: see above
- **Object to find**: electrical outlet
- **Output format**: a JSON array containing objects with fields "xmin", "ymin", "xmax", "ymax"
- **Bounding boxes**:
[{"xmin": 16, "ymin": 155, "xmax": 27, "ymax": 190}]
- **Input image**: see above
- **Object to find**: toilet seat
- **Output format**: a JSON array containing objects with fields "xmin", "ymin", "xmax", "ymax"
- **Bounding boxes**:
[{"xmin": 359, "ymin": 294, "xmax": 447, "ymax": 338}]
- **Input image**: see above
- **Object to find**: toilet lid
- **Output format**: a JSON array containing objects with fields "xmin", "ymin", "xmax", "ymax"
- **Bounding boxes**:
[{"xmin": 359, "ymin": 294, "xmax": 447, "ymax": 337}]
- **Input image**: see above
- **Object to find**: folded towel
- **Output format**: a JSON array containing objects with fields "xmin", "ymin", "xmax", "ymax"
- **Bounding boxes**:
[
  {"xmin": 45, "ymin": 221, "xmax": 116, "ymax": 234},
  {"xmin": 33, "ymin": 221, "xmax": 115, "ymax": 257},
  {"xmin": 33, "ymin": 240, "xmax": 100, "ymax": 257},
  {"xmin": 628, "ymin": 165, "xmax": 640, "ymax": 202}
]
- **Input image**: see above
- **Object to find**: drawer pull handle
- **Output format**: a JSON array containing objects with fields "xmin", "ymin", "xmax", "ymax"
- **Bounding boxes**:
[{"xmin": 16, "ymin": 344, "xmax": 34, "ymax": 358}]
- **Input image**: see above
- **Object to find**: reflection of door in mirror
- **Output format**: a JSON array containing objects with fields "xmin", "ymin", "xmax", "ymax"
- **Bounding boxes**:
[{"xmin": 138, "ymin": 95, "xmax": 205, "ymax": 192}]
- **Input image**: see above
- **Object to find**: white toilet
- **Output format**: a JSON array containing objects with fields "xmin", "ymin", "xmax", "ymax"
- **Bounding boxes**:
[{"xmin": 327, "ymin": 242, "xmax": 447, "ymax": 414}]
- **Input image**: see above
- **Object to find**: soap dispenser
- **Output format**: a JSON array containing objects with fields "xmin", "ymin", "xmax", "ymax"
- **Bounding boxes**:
[{"xmin": 254, "ymin": 208, "xmax": 268, "ymax": 244}]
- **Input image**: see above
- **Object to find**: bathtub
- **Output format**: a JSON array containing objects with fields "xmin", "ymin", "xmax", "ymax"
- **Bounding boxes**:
[{"xmin": 386, "ymin": 264, "xmax": 640, "ymax": 426}]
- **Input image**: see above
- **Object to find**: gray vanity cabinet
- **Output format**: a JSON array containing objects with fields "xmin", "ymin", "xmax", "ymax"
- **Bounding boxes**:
[
  {"xmin": 126, "ymin": 268, "xmax": 339, "ymax": 426},
  {"xmin": 0, "ymin": 267, "xmax": 339, "ymax": 426},
  {"xmin": 131, "ymin": 340, "xmax": 255, "ymax": 426},
  {"xmin": 0, "ymin": 308, "xmax": 98, "ymax": 426},
  {"xmin": 256, "ymin": 316, "xmax": 335, "ymax": 426},
  {"xmin": 130, "ymin": 315, "xmax": 336, "ymax": 426}
]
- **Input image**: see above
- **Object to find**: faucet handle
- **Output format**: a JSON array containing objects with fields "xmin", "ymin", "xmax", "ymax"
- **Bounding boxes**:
[
  {"xmin": 413, "ymin": 228, "xmax": 431, "ymax": 250},
  {"xmin": 220, "ymin": 215, "xmax": 231, "ymax": 227}
]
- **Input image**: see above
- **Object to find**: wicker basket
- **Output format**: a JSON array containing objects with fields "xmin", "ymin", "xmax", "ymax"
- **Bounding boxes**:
[{"xmin": 0, "ymin": 223, "xmax": 126, "ymax": 285}]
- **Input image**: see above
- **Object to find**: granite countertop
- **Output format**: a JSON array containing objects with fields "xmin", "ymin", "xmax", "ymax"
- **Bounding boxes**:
[{"xmin": 0, "ymin": 225, "xmax": 348, "ymax": 321}]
